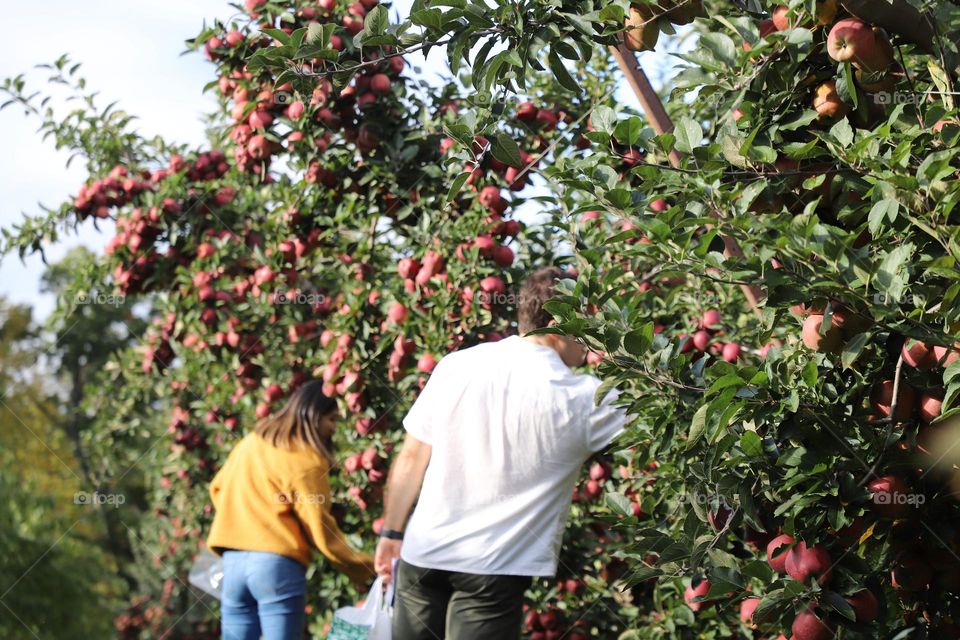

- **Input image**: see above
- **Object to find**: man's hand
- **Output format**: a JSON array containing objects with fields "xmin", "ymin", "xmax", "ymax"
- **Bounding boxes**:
[
  {"xmin": 376, "ymin": 433, "xmax": 431, "ymax": 586},
  {"xmin": 375, "ymin": 537, "xmax": 402, "ymax": 585}
]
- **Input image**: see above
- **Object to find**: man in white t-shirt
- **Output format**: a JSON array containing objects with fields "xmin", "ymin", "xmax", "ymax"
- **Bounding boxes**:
[{"xmin": 374, "ymin": 267, "xmax": 628, "ymax": 639}]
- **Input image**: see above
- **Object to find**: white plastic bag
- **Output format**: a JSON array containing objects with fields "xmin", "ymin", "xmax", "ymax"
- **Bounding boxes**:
[
  {"xmin": 188, "ymin": 548, "xmax": 224, "ymax": 600},
  {"xmin": 327, "ymin": 573, "xmax": 394, "ymax": 640}
]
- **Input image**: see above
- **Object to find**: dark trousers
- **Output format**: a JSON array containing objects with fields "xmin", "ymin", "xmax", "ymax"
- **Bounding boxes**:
[{"xmin": 392, "ymin": 559, "xmax": 532, "ymax": 640}]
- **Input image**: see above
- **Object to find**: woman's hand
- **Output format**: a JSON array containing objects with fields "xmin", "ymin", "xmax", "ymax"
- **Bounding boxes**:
[{"xmin": 374, "ymin": 537, "xmax": 402, "ymax": 586}]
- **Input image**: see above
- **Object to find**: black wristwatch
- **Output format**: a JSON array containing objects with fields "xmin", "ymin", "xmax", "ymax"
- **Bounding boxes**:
[{"xmin": 380, "ymin": 528, "xmax": 404, "ymax": 540}]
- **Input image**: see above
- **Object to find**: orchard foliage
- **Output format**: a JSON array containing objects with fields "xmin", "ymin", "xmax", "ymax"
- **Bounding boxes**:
[
  {"xmin": 3, "ymin": 0, "xmax": 625, "ymax": 638},
  {"xmin": 5, "ymin": 0, "xmax": 960, "ymax": 638}
]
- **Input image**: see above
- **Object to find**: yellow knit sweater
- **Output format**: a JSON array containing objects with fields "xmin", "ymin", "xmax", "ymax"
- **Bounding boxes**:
[{"xmin": 207, "ymin": 433, "xmax": 375, "ymax": 584}]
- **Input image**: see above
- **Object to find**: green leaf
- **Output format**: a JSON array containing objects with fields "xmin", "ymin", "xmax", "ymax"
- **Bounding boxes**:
[
  {"xmin": 842, "ymin": 61, "xmax": 859, "ymax": 110},
  {"xmin": 787, "ymin": 27, "xmax": 813, "ymax": 45},
  {"xmin": 700, "ymin": 33, "xmax": 736, "ymax": 68},
  {"xmin": 445, "ymin": 172, "xmax": 470, "ymax": 203},
  {"xmin": 623, "ymin": 323, "xmax": 653, "ymax": 356},
  {"xmin": 674, "ymin": 117, "xmax": 703, "ymax": 153},
  {"xmin": 305, "ymin": 22, "xmax": 327, "ymax": 45},
  {"xmin": 821, "ymin": 591, "xmax": 857, "ymax": 621},
  {"xmin": 613, "ymin": 118, "xmax": 644, "ymax": 146},
  {"xmin": 707, "ymin": 374, "xmax": 744, "ymax": 396},
  {"xmin": 260, "ymin": 28, "xmax": 292, "ymax": 45},
  {"xmin": 875, "ymin": 244, "xmax": 913, "ymax": 302},
  {"xmin": 553, "ymin": 41, "xmax": 580, "ymax": 61},
  {"xmin": 624, "ymin": 565, "xmax": 662, "ymax": 585},
  {"xmin": 867, "ymin": 199, "xmax": 900, "ymax": 235},
  {"xmin": 591, "ymin": 106, "xmax": 617, "ymax": 134},
  {"xmin": 489, "ymin": 135, "xmax": 522, "ymax": 169},
  {"xmin": 741, "ymin": 431, "xmax": 763, "ymax": 457},
  {"xmin": 929, "ymin": 60, "xmax": 955, "ymax": 111},
  {"xmin": 548, "ymin": 50, "xmax": 579, "ymax": 91},
  {"xmin": 841, "ymin": 332, "xmax": 869, "ymax": 369},
  {"xmin": 830, "ymin": 119, "xmax": 854, "ymax": 147},
  {"xmin": 753, "ymin": 591, "xmax": 788, "ymax": 625},
  {"xmin": 605, "ymin": 492, "xmax": 633, "ymax": 516},
  {"xmin": 410, "ymin": 9, "xmax": 443, "ymax": 30},
  {"xmin": 686, "ymin": 404, "xmax": 709, "ymax": 450}
]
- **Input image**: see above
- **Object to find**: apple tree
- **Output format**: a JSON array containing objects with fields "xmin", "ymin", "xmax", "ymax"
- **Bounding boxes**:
[
  {"xmin": 263, "ymin": 0, "xmax": 960, "ymax": 637},
  {"xmin": 6, "ymin": 0, "xmax": 960, "ymax": 638},
  {"xmin": 1, "ymin": 1, "xmax": 637, "ymax": 638}
]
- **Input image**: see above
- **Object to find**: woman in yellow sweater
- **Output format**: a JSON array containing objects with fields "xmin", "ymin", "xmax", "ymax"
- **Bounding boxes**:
[{"xmin": 207, "ymin": 380, "xmax": 375, "ymax": 640}]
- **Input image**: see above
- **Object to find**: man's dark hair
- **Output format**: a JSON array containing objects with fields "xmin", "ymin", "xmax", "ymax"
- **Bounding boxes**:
[{"xmin": 518, "ymin": 266, "xmax": 568, "ymax": 335}]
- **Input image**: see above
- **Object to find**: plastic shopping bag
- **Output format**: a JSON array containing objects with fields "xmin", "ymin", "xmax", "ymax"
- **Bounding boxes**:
[
  {"xmin": 327, "ymin": 572, "xmax": 394, "ymax": 640},
  {"xmin": 188, "ymin": 548, "xmax": 224, "ymax": 600}
]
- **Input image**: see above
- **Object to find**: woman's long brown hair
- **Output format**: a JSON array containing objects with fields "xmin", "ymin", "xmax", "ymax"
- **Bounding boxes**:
[{"xmin": 255, "ymin": 380, "xmax": 337, "ymax": 465}]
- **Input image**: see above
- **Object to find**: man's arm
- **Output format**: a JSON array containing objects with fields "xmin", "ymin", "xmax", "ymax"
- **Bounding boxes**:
[{"xmin": 374, "ymin": 432, "xmax": 432, "ymax": 584}]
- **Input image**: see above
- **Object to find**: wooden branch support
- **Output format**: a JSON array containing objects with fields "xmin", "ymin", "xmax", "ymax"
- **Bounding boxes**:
[{"xmin": 609, "ymin": 43, "xmax": 768, "ymax": 320}]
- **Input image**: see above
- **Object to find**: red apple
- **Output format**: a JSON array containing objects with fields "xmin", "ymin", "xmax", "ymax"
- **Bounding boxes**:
[
  {"xmin": 772, "ymin": 5, "xmax": 790, "ymax": 31},
  {"xmin": 692, "ymin": 330, "xmax": 711, "ymax": 351},
  {"xmin": 492, "ymin": 245, "xmax": 514, "ymax": 267},
  {"xmin": 902, "ymin": 339, "xmax": 937, "ymax": 370},
  {"xmin": 701, "ymin": 309, "xmax": 721, "ymax": 330},
  {"xmin": 740, "ymin": 596, "xmax": 761, "ymax": 626},
  {"xmin": 845, "ymin": 589, "xmax": 879, "ymax": 622},
  {"xmin": 387, "ymin": 302, "xmax": 408, "ymax": 324},
  {"xmin": 868, "ymin": 475, "xmax": 910, "ymax": 517},
  {"xmin": 870, "ymin": 380, "xmax": 916, "ymax": 422},
  {"xmin": 802, "ymin": 314, "xmax": 844, "ymax": 352},
  {"xmin": 767, "ymin": 534, "xmax": 794, "ymax": 573},
  {"xmin": 397, "ymin": 257, "xmax": 420, "ymax": 280},
  {"xmin": 785, "ymin": 542, "xmax": 833, "ymax": 585},
  {"xmin": 722, "ymin": 343, "xmax": 741, "ymax": 363},
  {"xmin": 649, "ymin": 198, "xmax": 669, "ymax": 212},
  {"xmin": 535, "ymin": 109, "xmax": 558, "ymax": 131},
  {"xmin": 370, "ymin": 73, "xmax": 391, "ymax": 95},
  {"xmin": 417, "ymin": 353, "xmax": 438, "ymax": 373},
  {"xmin": 516, "ymin": 102, "xmax": 537, "ymax": 123},
  {"xmin": 225, "ymin": 30, "xmax": 245, "ymax": 47},
  {"xmin": 813, "ymin": 80, "xmax": 850, "ymax": 121},
  {"xmin": 792, "ymin": 605, "xmax": 834, "ymax": 640},
  {"xmin": 360, "ymin": 447, "xmax": 381, "ymax": 470},
  {"xmin": 827, "ymin": 18, "xmax": 893, "ymax": 72},
  {"xmin": 684, "ymin": 578, "xmax": 711, "ymax": 612},
  {"xmin": 933, "ymin": 344, "xmax": 960, "ymax": 367},
  {"xmin": 919, "ymin": 389, "xmax": 943, "ymax": 424},
  {"xmin": 479, "ymin": 276, "xmax": 506, "ymax": 296}
]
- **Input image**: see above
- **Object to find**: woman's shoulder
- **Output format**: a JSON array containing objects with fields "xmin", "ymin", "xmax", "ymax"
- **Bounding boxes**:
[{"xmin": 250, "ymin": 433, "xmax": 329, "ymax": 472}]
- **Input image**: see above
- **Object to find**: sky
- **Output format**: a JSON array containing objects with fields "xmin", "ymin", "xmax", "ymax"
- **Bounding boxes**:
[{"xmin": 0, "ymin": 1, "xmax": 687, "ymax": 320}]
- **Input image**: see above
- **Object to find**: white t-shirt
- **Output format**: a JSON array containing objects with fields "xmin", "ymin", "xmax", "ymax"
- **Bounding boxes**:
[{"xmin": 399, "ymin": 335, "xmax": 627, "ymax": 577}]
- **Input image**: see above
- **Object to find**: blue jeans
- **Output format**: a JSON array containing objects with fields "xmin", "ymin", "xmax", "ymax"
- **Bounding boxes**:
[{"xmin": 220, "ymin": 550, "xmax": 307, "ymax": 640}]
